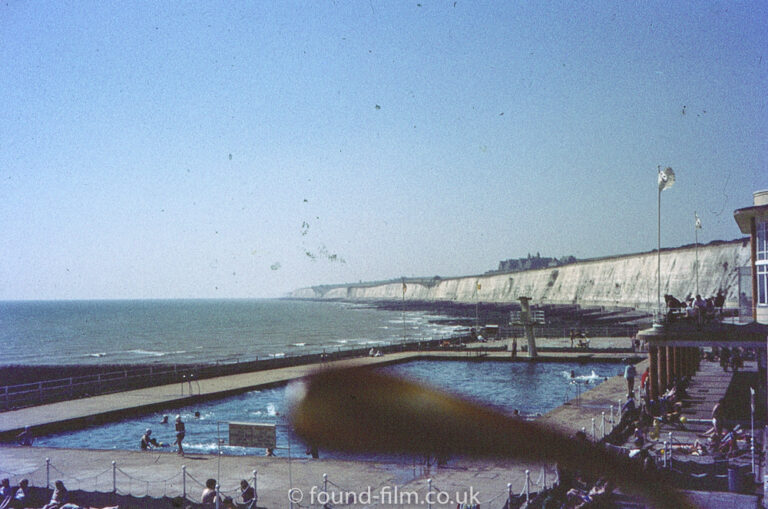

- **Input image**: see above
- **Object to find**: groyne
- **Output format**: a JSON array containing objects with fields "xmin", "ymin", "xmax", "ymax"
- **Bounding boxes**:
[{"xmin": 291, "ymin": 239, "xmax": 750, "ymax": 310}]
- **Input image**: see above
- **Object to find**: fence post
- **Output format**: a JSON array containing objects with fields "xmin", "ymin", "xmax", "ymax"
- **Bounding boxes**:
[
  {"xmin": 182, "ymin": 465, "xmax": 186, "ymax": 498},
  {"xmin": 668, "ymin": 432, "xmax": 673, "ymax": 468},
  {"xmin": 601, "ymin": 412, "xmax": 606, "ymax": 438},
  {"xmin": 252, "ymin": 470, "xmax": 257, "ymax": 502},
  {"xmin": 662, "ymin": 441, "xmax": 668, "ymax": 468},
  {"xmin": 591, "ymin": 418, "xmax": 595, "ymax": 440},
  {"xmin": 609, "ymin": 405, "xmax": 614, "ymax": 428},
  {"xmin": 542, "ymin": 465, "xmax": 547, "ymax": 489},
  {"xmin": 507, "ymin": 482, "xmax": 512, "ymax": 506},
  {"xmin": 525, "ymin": 469, "xmax": 530, "ymax": 502},
  {"xmin": 46, "ymin": 458, "xmax": 50, "ymax": 489},
  {"xmin": 427, "ymin": 478, "xmax": 432, "ymax": 509},
  {"xmin": 215, "ymin": 484, "xmax": 221, "ymax": 509},
  {"xmin": 323, "ymin": 473, "xmax": 328, "ymax": 494},
  {"xmin": 112, "ymin": 461, "xmax": 116, "ymax": 493}
]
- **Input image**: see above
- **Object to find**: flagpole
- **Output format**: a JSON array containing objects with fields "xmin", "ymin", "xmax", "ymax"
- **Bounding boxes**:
[
  {"xmin": 695, "ymin": 212, "xmax": 699, "ymax": 296},
  {"xmin": 656, "ymin": 166, "xmax": 675, "ymax": 326},
  {"xmin": 657, "ymin": 177, "xmax": 662, "ymax": 323}
]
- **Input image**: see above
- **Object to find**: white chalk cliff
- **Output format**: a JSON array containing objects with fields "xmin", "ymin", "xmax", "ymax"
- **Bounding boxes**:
[{"xmin": 291, "ymin": 240, "xmax": 750, "ymax": 310}]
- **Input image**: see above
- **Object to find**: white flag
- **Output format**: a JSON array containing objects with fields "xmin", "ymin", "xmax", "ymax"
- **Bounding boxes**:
[
  {"xmin": 695, "ymin": 213, "xmax": 702, "ymax": 229},
  {"xmin": 658, "ymin": 167, "xmax": 675, "ymax": 191}
]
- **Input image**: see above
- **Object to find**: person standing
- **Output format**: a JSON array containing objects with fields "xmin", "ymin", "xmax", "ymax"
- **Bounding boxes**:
[
  {"xmin": 640, "ymin": 367, "xmax": 650, "ymax": 398},
  {"xmin": 174, "ymin": 415, "xmax": 186, "ymax": 455},
  {"xmin": 624, "ymin": 363, "xmax": 637, "ymax": 398}
]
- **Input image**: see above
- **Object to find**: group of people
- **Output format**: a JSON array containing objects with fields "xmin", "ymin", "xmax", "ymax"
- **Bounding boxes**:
[
  {"xmin": 664, "ymin": 291, "xmax": 725, "ymax": 325},
  {"xmin": 0, "ymin": 478, "xmax": 27, "ymax": 509},
  {"xmin": 569, "ymin": 330, "xmax": 590, "ymax": 349},
  {"xmin": 711, "ymin": 346, "xmax": 744, "ymax": 372},
  {"xmin": 0, "ymin": 479, "xmax": 118, "ymax": 509},
  {"xmin": 199, "ymin": 478, "xmax": 256, "ymax": 508},
  {"xmin": 140, "ymin": 414, "xmax": 186, "ymax": 455},
  {"xmin": 503, "ymin": 431, "xmax": 626, "ymax": 508}
]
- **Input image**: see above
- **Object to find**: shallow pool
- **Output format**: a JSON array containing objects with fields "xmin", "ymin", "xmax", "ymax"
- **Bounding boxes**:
[{"xmin": 34, "ymin": 360, "xmax": 619, "ymax": 460}]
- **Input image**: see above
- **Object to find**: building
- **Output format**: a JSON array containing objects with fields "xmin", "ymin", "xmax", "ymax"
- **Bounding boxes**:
[{"xmin": 734, "ymin": 189, "xmax": 768, "ymax": 324}]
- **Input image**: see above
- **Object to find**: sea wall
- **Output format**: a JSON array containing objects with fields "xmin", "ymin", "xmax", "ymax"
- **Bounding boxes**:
[{"xmin": 291, "ymin": 239, "xmax": 751, "ymax": 310}]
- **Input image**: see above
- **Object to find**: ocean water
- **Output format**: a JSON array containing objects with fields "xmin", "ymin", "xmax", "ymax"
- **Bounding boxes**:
[
  {"xmin": 0, "ymin": 299, "xmax": 467, "ymax": 366},
  {"xmin": 34, "ymin": 359, "xmax": 620, "ymax": 460}
]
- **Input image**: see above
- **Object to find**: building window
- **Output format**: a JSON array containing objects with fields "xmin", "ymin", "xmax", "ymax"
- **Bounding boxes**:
[
  {"xmin": 758, "ymin": 220, "xmax": 768, "ymax": 261},
  {"xmin": 758, "ymin": 220, "xmax": 768, "ymax": 306}
]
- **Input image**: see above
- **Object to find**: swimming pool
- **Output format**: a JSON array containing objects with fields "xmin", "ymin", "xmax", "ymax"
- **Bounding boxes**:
[{"xmin": 34, "ymin": 360, "xmax": 619, "ymax": 460}]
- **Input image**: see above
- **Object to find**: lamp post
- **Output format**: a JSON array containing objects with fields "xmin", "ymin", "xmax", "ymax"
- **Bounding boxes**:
[
  {"xmin": 656, "ymin": 166, "xmax": 675, "ymax": 325},
  {"xmin": 402, "ymin": 278, "xmax": 407, "ymax": 343},
  {"xmin": 475, "ymin": 281, "xmax": 481, "ymax": 330}
]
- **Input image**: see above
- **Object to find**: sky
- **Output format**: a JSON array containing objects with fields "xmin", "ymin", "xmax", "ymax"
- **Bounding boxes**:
[{"xmin": 1, "ymin": 1, "xmax": 766, "ymax": 300}]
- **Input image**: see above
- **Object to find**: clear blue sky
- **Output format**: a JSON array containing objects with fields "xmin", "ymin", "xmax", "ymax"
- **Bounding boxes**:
[{"xmin": 2, "ymin": 1, "xmax": 766, "ymax": 300}]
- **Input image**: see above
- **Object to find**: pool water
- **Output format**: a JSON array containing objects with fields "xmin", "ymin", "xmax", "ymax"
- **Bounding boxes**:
[{"xmin": 35, "ymin": 360, "xmax": 618, "ymax": 460}]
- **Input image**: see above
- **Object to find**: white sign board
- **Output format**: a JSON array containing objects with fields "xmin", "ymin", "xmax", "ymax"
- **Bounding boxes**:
[{"xmin": 229, "ymin": 422, "xmax": 276, "ymax": 448}]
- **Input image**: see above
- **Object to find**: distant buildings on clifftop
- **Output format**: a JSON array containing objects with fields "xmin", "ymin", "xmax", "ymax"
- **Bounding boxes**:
[{"xmin": 492, "ymin": 253, "xmax": 577, "ymax": 274}]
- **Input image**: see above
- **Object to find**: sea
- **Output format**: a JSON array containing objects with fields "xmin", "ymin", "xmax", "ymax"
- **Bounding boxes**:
[{"xmin": 0, "ymin": 299, "xmax": 468, "ymax": 367}]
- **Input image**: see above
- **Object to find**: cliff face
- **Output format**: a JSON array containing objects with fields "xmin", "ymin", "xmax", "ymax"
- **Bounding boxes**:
[{"xmin": 291, "ymin": 240, "xmax": 750, "ymax": 310}]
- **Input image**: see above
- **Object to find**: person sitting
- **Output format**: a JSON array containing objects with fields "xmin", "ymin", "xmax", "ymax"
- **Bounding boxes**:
[
  {"xmin": 705, "ymin": 297, "xmax": 716, "ymax": 322},
  {"xmin": 731, "ymin": 349, "xmax": 743, "ymax": 372},
  {"xmin": 140, "ymin": 428, "xmax": 159, "ymax": 450},
  {"xmin": 7, "ymin": 479, "xmax": 28, "ymax": 509},
  {"xmin": 714, "ymin": 290, "xmax": 726, "ymax": 314},
  {"xmin": 664, "ymin": 294, "xmax": 685, "ymax": 321},
  {"xmin": 0, "ymin": 478, "xmax": 11, "ymax": 505},
  {"xmin": 633, "ymin": 426, "xmax": 645, "ymax": 447},
  {"xmin": 239, "ymin": 479, "xmax": 256, "ymax": 507},
  {"xmin": 720, "ymin": 347, "xmax": 731, "ymax": 372},
  {"xmin": 42, "ymin": 480, "xmax": 68, "ymax": 509},
  {"xmin": 202, "ymin": 478, "xmax": 219, "ymax": 505}
]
